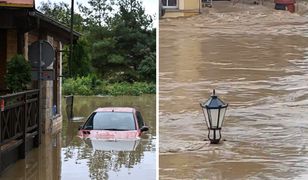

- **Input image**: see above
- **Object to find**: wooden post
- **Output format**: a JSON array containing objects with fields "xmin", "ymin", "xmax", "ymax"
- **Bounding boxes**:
[
  {"xmin": 34, "ymin": 91, "xmax": 40, "ymax": 147},
  {"xmin": 69, "ymin": 0, "xmax": 74, "ymax": 77},
  {"xmin": 0, "ymin": 98, "xmax": 2, "ymax": 171},
  {"xmin": 65, "ymin": 95, "xmax": 74, "ymax": 120},
  {"xmin": 20, "ymin": 93, "xmax": 27, "ymax": 159},
  {"xmin": 71, "ymin": 95, "xmax": 74, "ymax": 119}
]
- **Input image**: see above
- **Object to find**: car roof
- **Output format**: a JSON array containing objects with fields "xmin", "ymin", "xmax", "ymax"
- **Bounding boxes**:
[{"xmin": 94, "ymin": 107, "xmax": 136, "ymax": 113}]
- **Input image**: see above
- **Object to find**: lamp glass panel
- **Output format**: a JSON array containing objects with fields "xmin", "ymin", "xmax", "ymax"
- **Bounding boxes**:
[
  {"xmin": 209, "ymin": 129, "xmax": 213, "ymax": 139},
  {"xmin": 209, "ymin": 109, "xmax": 219, "ymax": 128},
  {"xmin": 218, "ymin": 107, "xmax": 227, "ymax": 128},
  {"xmin": 216, "ymin": 130, "xmax": 221, "ymax": 139},
  {"xmin": 209, "ymin": 129, "xmax": 220, "ymax": 140},
  {"xmin": 202, "ymin": 108, "xmax": 210, "ymax": 128}
]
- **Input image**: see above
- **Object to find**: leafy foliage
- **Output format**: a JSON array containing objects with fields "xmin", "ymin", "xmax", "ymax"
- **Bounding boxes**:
[
  {"xmin": 88, "ymin": 0, "xmax": 156, "ymax": 82},
  {"xmin": 78, "ymin": 0, "xmax": 114, "ymax": 27},
  {"xmin": 39, "ymin": 1, "xmax": 91, "ymax": 78},
  {"xmin": 138, "ymin": 52, "xmax": 156, "ymax": 82},
  {"xmin": 39, "ymin": 0, "xmax": 84, "ymax": 32},
  {"xmin": 62, "ymin": 75, "xmax": 155, "ymax": 96},
  {"xmin": 38, "ymin": 0, "xmax": 156, "ymax": 87},
  {"xmin": 5, "ymin": 55, "xmax": 31, "ymax": 92},
  {"xmin": 62, "ymin": 38, "xmax": 92, "ymax": 77}
]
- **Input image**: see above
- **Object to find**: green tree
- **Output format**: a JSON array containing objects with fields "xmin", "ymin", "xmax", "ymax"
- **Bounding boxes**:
[
  {"xmin": 138, "ymin": 52, "xmax": 156, "ymax": 82},
  {"xmin": 39, "ymin": 0, "xmax": 156, "ymax": 83},
  {"xmin": 39, "ymin": 1, "xmax": 91, "ymax": 77},
  {"xmin": 62, "ymin": 38, "xmax": 92, "ymax": 77},
  {"xmin": 39, "ymin": 0, "xmax": 85, "ymax": 32},
  {"xmin": 5, "ymin": 55, "xmax": 31, "ymax": 92},
  {"xmin": 86, "ymin": 0, "xmax": 156, "ymax": 82},
  {"xmin": 78, "ymin": 0, "xmax": 114, "ymax": 28}
]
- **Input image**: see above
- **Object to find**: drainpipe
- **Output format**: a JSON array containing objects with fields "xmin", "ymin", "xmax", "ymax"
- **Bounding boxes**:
[{"xmin": 199, "ymin": 0, "xmax": 201, "ymax": 14}]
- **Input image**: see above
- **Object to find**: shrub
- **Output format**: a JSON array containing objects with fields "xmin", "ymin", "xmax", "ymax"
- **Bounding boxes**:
[
  {"xmin": 62, "ymin": 75, "xmax": 156, "ymax": 96},
  {"xmin": 5, "ymin": 55, "xmax": 31, "ymax": 92}
]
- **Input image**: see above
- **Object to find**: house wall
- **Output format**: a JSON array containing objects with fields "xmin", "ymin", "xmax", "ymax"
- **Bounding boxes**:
[
  {"xmin": 164, "ymin": 0, "xmax": 201, "ymax": 17},
  {"xmin": 6, "ymin": 30, "xmax": 17, "ymax": 61},
  {"xmin": 179, "ymin": 0, "xmax": 201, "ymax": 10}
]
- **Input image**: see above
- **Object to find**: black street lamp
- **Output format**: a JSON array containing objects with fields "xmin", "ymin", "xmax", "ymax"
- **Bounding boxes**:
[{"xmin": 200, "ymin": 89, "xmax": 228, "ymax": 144}]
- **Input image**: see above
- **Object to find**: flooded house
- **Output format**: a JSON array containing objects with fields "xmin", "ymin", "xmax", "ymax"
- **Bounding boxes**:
[
  {"xmin": 0, "ymin": 0, "xmax": 80, "ymax": 175},
  {"xmin": 162, "ymin": 0, "xmax": 201, "ymax": 17}
]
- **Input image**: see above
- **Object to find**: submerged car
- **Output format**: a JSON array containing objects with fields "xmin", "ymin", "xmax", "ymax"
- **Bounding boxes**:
[{"xmin": 78, "ymin": 107, "xmax": 149, "ymax": 140}]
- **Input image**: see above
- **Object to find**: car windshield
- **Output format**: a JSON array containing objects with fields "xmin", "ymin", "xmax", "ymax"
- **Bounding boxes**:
[{"xmin": 83, "ymin": 112, "xmax": 136, "ymax": 131}]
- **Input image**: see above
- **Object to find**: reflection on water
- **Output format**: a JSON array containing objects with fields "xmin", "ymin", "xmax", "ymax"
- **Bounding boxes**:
[
  {"xmin": 160, "ymin": 2, "xmax": 308, "ymax": 179},
  {"xmin": 0, "ymin": 133, "xmax": 62, "ymax": 180},
  {"xmin": 0, "ymin": 95, "xmax": 156, "ymax": 180},
  {"xmin": 84, "ymin": 139, "xmax": 140, "ymax": 151},
  {"xmin": 62, "ymin": 95, "xmax": 156, "ymax": 180}
]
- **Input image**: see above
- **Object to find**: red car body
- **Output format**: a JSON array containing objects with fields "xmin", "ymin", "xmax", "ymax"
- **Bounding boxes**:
[{"xmin": 78, "ymin": 107, "xmax": 148, "ymax": 140}]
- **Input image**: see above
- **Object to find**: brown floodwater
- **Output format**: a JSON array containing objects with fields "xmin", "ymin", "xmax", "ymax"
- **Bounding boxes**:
[
  {"xmin": 159, "ymin": 2, "xmax": 308, "ymax": 179},
  {"xmin": 0, "ymin": 95, "xmax": 156, "ymax": 180}
]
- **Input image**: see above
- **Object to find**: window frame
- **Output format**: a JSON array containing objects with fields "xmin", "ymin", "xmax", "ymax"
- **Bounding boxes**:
[
  {"xmin": 162, "ymin": 0, "xmax": 178, "ymax": 9},
  {"xmin": 136, "ymin": 111, "xmax": 145, "ymax": 129},
  {"xmin": 82, "ymin": 111, "xmax": 137, "ymax": 130}
]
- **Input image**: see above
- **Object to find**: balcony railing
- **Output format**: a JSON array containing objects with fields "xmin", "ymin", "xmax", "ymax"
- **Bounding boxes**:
[{"xmin": 0, "ymin": 89, "xmax": 40, "ymax": 156}]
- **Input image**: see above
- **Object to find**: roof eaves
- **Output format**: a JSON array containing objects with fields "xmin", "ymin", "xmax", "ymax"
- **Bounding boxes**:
[{"xmin": 28, "ymin": 9, "xmax": 82, "ymax": 37}]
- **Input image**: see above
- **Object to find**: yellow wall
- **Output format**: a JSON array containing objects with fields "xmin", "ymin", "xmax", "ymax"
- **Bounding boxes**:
[
  {"xmin": 179, "ymin": 0, "xmax": 201, "ymax": 11},
  {"xmin": 164, "ymin": 0, "xmax": 201, "ymax": 17}
]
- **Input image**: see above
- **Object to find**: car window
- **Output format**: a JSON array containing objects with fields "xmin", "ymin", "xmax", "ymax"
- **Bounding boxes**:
[
  {"xmin": 84, "ymin": 112, "xmax": 136, "ymax": 130},
  {"xmin": 83, "ymin": 113, "xmax": 95, "ymax": 130},
  {"xmin": 136, "ymin": 111, "xmax": 144, "ymax": 128}
]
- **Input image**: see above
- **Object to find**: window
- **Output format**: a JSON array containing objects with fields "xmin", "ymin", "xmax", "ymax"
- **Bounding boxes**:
[
  {"xmin": 162, "ymin": 0, "xmax": 177, "ymax": 8},
  {"xmin": 136, "ymin": 111, "xmax": 145, "ymax": 129},
  {"xmin": 84, "ymin": 112, "xmax": 136, "ymax": 130}
]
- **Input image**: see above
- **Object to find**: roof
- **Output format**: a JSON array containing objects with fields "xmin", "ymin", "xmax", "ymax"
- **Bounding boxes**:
[
  {"xmin": 0, "ymin": 8, "xmax": 81, "ymax": 43},
  {"xmin": 95, "ymin": 107, "xmax": 136, "ymax": 113},
  {"xmin": 29, "ymin": 10, "xmax": 82, "ymax": 38},
  {"xmin": 0, "ymin": 1, "xmax": 81, "ymax": 43},
  {"xmin": 0, "ymin": 0, "xmax": 34, "ymax": 8}
]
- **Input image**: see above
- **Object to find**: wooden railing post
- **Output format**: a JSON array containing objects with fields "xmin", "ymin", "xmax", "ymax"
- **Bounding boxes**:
[
  {"xmin": 19, "ymin": 93, "xmax": 27, "ymax": 159},
  {"xmin": 0, "ymin": 90, "xmax": 41, "ymax": 173},
  {"xmin": 33, "ymin": 90, "xmax": 40, "ymax": 147}
]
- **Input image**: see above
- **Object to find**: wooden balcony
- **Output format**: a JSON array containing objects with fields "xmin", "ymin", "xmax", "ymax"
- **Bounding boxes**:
[{"xmin": 0, "ymin": 89, "xmax": 40, "ymax": 173}]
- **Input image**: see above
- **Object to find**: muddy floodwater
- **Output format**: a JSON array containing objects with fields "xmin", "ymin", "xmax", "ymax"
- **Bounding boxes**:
[
  {"xmin": 160, "ymin": 2, "xmax": 308, "ymax": 179},
  {"xmin": 0, "ymin": 95, "xmax": 156, "ymax": 180}
]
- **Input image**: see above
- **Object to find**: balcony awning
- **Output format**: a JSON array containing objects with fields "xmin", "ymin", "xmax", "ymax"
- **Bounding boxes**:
[{"xmin": 0, "ymin": 0, "xmax": 34, "ymax": 8}]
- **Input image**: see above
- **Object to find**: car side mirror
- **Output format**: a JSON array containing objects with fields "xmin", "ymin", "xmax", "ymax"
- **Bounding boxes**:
[
  {"xmin": 78, "ymin": 125, "xmax": 83, "ymax": 130},
  {"xmin": 140, "ymin": 126, "xmax": 149, "ymax": 132}
]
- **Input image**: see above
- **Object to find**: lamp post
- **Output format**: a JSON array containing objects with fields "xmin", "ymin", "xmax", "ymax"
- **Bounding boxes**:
[{"xmin": 200, "ymin": 89, "xmax": 228, "ymax": 144}]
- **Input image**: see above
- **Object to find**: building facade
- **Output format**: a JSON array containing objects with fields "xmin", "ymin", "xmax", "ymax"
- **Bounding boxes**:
[
  {"xmin": 162, "ymin": 0, "xmax": 201, "ymax": 17},
  {"xmin": 0, "ymin": 0, "xmax": 80, "ymax": 173}
]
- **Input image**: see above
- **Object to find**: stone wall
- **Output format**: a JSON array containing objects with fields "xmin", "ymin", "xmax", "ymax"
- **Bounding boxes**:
[{"xmin": 25, "ymin": 33, "xmax": 63, "ymax": 135}]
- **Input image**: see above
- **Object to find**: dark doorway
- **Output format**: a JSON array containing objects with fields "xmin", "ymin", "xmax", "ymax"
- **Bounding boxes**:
[{"xmin": 0, "ymin": 30, "xmax": 7, "ymax": 91}]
